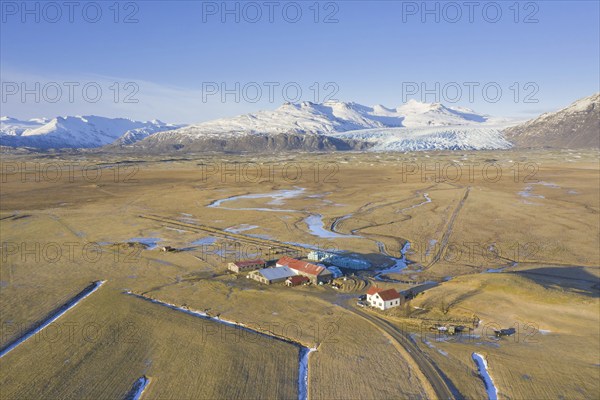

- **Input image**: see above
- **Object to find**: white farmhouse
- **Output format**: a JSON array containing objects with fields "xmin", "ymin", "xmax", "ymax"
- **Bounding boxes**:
[{"xmin": 366, "ymin": 287, "xmax": 401, "ymax": 310}]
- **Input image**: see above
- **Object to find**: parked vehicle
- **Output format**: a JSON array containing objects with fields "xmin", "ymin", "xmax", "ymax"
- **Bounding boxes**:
[{"xmin": 494, "ymin": 327, "xmax": 516, "ymax": 337}]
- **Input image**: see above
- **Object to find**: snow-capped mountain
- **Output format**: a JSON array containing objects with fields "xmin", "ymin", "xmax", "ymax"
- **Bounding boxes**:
[
  {"xmin": 0, "ymin": 116, "xmax": 180, "ymax": 149},
  {"xmin": 504, "ymin": 93, "xmax": 600, "ymax": 148},
  {"xmin": 394, "ymin": 100, "xmax": 491, "ymax": 127},
  {"xmin": 0, "ymin": 116, "xmax": 49, "ymax": 136},
  {"xmin": 2, "ymin": 99, "xmax": 521, "ymax": 152},
  {"xmin": 149, "ymin": 99, "xmax": 490, "ymax": 139},
  {"xmin": 130, "ymin": 99, "xmax": 503, "ymax": 152}
]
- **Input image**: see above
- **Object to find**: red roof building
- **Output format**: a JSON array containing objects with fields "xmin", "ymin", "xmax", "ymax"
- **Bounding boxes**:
[
  {"xmin": 378, "ymin": 288, "xmax": 401, "ymax": 301},
  {"xmin": 285, "ymin": 275, "xmax": 310, "ymax": 287},
  {"xmin": 366, "ymin": 287, "xmax": 381, "ymax": 296},
  {"xmin": 365, "ymin": 287, "xmax": 401, "ymax": 310},
  {"xmin": 276, "ymin": 256, "xmax": 333, "ymax": 283},
  {"xmin": 227, "ymin": 259, "xmax": 266, "ymax": 273}
]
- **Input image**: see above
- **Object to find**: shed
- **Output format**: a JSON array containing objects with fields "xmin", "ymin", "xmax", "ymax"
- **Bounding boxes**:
[
  {"xmin": 286, "ymin": 275, "xmax": 310, "ymax": 287},
  {"xmin": 249, "ymin": 266, "xmax": 296, "ymax": 285},
  {"xmin": 228, "ymin": 259, "xmax": 266, "ymax": 273}
]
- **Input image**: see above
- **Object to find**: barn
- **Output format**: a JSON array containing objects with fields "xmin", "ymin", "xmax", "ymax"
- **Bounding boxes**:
[
  {"xmin": 248, "ymin": 266, "xmax": 296, "ymax": 284},
  {"xmin": 285, "ymin": 275, "xmax": 310, "ymax": 287},
  {"xmin": 228, "ymin": 259, "xmax": 266, "ymax": 273},
  {"xmin": 276, "ymin": 256, "xmax": 333, "ymax": 284}
]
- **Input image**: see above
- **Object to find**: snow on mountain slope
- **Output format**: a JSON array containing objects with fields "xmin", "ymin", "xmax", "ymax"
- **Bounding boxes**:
[
  {"xmin": 0, "ymin": 117, "xmax": 48, "ymax": 136},
  {"xmin": 109, "ymin": 121, "xmax": 183, "ymax": 145},
  {"xmin": 141, "ymin": 100, "xmax": 493, "ymax": 149},
  {"xmin": 396, "ymin": 100, "xmax": 489, "ymax": 127},
  {"xmin": 162, "ymin": 101, "xmax": 397, "ymax": 139},
  {"xmin": 333, "ymin": 125, "xmax": 512, "ymax": 151},
  {"xmin": 504, "ymin": 92, "xmax": 599, "ymax": 148},
  {"xmin": 1, "ymin": 116, "xmax": 179, "ymax": 148},
  {"xmin": 2, "ymin": 99, "xmax": 505, "ymax": 152},
  {"xmin": 132, "ymin": 99, "xmax": 509, "ymax": 152}
]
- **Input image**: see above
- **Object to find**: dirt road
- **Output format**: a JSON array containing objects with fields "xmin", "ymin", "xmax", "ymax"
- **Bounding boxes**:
[{"xmin": 346, "ymin": 305, "xmax": 462, "ymax": 400}]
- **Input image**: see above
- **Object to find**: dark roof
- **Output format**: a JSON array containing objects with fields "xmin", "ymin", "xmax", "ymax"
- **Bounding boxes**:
[
  {"xmin": 234, "ymin": 259, "xmax": 266, "ymax": 267},
  {"xmin": 286, "ymin": 275, "xmax": 310, "ymax": 284},
  {"xmin": 367, "ymin": 287, "xmax": 400, "ymax": 301},
  {"xmin": 378, "ymin": 288, "xmax": 400, "ymax": 301}
]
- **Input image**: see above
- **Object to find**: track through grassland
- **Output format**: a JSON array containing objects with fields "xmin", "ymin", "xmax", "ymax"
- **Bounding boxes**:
[
  {"xmin": 427, "ymin": 187, "xmax": 471, "ymax": 269},
  {"xmin": 347, "ymin": 305, "xmax": 462, "ymax": 400},
  {"xmin": 139, "ymin": 214, "xmax": 308, "ymax": 254}
]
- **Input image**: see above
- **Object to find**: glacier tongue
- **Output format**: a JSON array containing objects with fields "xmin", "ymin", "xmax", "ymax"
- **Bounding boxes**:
[
  {"xmin": 333, "ymin": 125, "xmax": 512, "ymax": 151},
  {"xmin": 1, "ymin": 99, "xmax": 517, "ymax": 151}
]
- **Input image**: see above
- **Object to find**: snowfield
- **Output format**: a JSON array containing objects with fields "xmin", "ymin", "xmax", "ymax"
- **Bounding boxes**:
[
  {"xmin": 1, "ymin": 99, "xmax": 521, "ymax": 151},
  {"xmin": 162, "ymin": 99, "xmax": 493, "ymax": 139},
  {"xmin": 472, "ymin": 352, "xmax": 498, "ymax": 400},
  {"xmin": 0, "ymin": 115, "xmax": 179, "ymax": 148},
  {"xmin": 333, "ymin": 125, "xmax": 513, "ymax": 151},
  {"xmin": 0, "ymin": 116, "xmax": 49, "ymax": 135}
]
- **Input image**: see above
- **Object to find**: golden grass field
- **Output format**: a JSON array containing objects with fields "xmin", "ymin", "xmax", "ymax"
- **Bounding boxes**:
[{"xmin": 1, "ymin": 149, "xmax": 598, "ymax": 399}]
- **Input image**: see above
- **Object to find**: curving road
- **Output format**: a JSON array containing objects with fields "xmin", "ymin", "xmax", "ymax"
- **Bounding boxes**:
[{"xmin": 345, "ymin": 305, "xmax": 462, "ymax": 400}]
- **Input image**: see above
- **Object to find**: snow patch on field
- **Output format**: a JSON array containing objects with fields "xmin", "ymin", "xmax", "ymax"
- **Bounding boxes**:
[
  {"xmin": 422, "ymin": 339, "xmax": 449, "ymax": 357},
  {"xmin": 128, "ymin": 237, "xmax": 162, "ymax": 250},
  {"xmin": 535, "ymin": 181, "xmax": 560, "ymax": 188},
  {"xmin": 298, "ymin": 347, "xmax": 317, "ymax": 400},
  {"xmin": 190, "ymin": 237, "xmax": 217, "ymax": 246},
  {"xmin": 124, "ymin": 292, "xmax": 315, "ymax": 400},
  {"xmin": 485, "ymin": 267, "xmax": 507, "ymax": 273},
  {"xmin": 126, "ymin": 376, "xmax": 150, "ymax": 400},
  {"xmin": 165, "ymin": 227, "xmax": 189, "ymax": 234},
  {"xmin": 224, "ymin": 224, "xmax": 259, "ymax": 233},
  {"xmin": 518, "ymin": 186, "xmax": 544, "ymax": 199},
  {"xmin": 0, "ymin": 281, "xmax": 105, "ymax": 358},
  {"xmin": 472, "ymin": 352, "xmax": 498, "ymax": 400}
]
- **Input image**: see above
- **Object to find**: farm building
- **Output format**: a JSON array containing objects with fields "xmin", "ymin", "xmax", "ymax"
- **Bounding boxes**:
[
  {"xmin": 228, "ymin": 259, "xmax": 266, "ymax": 273},
  {"xmin": 285, "ymin": 275, "xmax": 310, "ymax": 287},
  {"xmin": 307, "ymin": 250, "xmax": 370, "ymax": 270},
  {"xmin": 326, "ymin": 266, "xmax": 343, "ymax": 278},
  {"xmin": 366, "ymin": 287, "xmax": 401, "ymax": 310},
  {"xmin": 248, "ymin": 266, "xmax": 296, "ymax": 285},
  {"xmin": 276, "ymin": 256, "xmax": 333, "ymax": 284}
]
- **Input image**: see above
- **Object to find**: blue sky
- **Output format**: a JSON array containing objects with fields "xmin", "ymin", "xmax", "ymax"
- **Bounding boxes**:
[{"xmin": 1, "ymin": 0, "xmax": 599, "ymax": 123}]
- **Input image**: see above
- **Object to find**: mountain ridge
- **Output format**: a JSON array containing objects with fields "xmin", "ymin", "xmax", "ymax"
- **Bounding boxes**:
[
  {"xmin": 0, "ymin": 115, "xmax": 181, "ymax": 149},
  {"xmin": 124, "ymin": 99, "xmax": 502, "ymax": 152},
  {"xmin": 503, "ymin": 93, "xmax": 599, "ymax": 149}
]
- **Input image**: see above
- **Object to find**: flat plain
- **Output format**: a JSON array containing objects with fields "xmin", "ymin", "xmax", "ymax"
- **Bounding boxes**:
[{"xmin": 1, "ymin": 149, "xmax": 598, "ymax": 399}]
